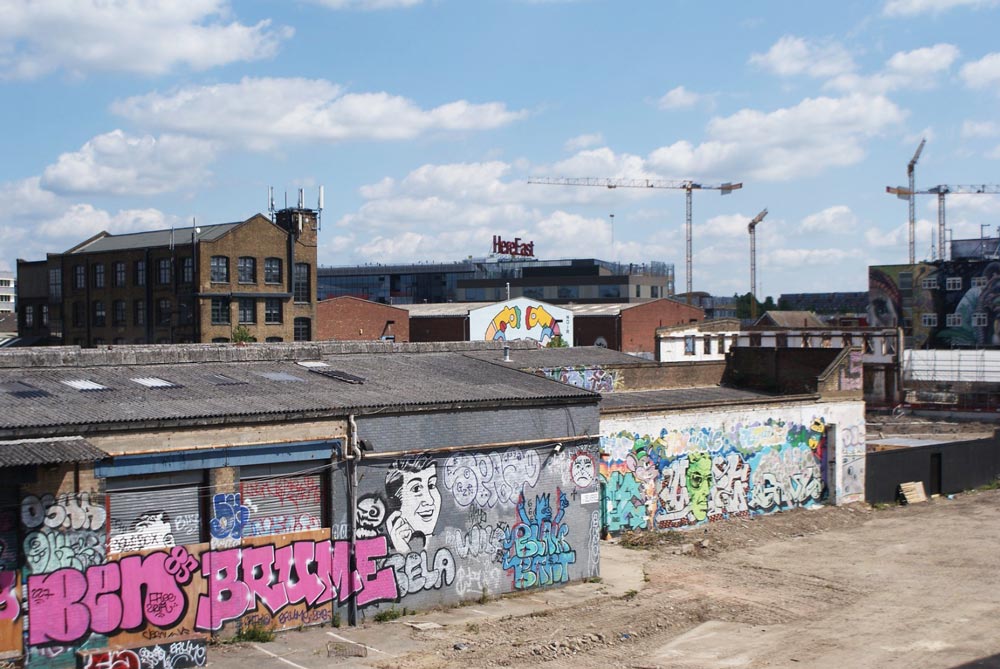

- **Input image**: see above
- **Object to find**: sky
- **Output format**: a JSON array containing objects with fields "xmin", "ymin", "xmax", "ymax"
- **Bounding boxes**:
[{"xmin": 1, "ymin": 0, "xmax": 1000, "ymax": 299}]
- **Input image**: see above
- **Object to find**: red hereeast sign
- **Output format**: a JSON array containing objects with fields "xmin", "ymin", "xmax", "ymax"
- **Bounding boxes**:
[{"xmin": 492, "ymin": 235, "xmax": 535, "ymax": 257}]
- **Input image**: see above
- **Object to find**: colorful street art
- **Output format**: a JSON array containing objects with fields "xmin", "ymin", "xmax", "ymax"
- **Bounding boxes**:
[
  {"xmin": 469, "ymin": 298, "xmax": 574, "ymax": 347},
  {"xmin": 537, "ymin": 365, "xmax": 623, "ymax": 393},
  {"xmin": 600, "ymin": 418, "xmax": 830, "ymax": 532}
]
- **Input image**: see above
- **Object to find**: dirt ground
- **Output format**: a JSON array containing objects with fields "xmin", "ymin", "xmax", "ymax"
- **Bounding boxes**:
[{"xmin": 365, "ymin": 488, "xmax": 1000, "ymax": 669}]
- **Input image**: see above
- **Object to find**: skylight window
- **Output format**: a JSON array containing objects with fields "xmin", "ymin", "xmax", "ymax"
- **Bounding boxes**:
[
  {"xmin": 131, "ymin": 377, "xmax": 178, "ymax": 389},
  {"xmin": 207, "ymin": 373, "xmax": 246, "ymax": 386},
  {"xmin": 309, "ymin": 369, "xmax": 366, "ymax": 384},
  {"xmin": 0, "ymin": 381, "xmax": 49, "ymax": 398},
  {"xmin": 256, "ymin": 371, "xmax": 304, "ymax": 382},
  {"xmin": 296, "ymin": 361, "xmax": 329, "ymax": 368},
  {"xmin": 61, "ymin": 379, "xmax": 109, "ymax": 392}
]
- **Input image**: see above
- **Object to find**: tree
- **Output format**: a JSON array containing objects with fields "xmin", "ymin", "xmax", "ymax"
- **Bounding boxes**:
[{"xmin": 232, "ymin": 325, "xmax": 257, "ymax": 344}]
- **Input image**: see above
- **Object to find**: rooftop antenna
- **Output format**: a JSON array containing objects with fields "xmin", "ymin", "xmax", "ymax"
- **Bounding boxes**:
[
  {"xmin": 268, "ymin": 186, "xmax": 276, "ymax": 221},
  {"xmin": 298, "ymin": 188, "xmax": 305, "ymax": 209},
  {"xmin": 317, "ymin": 185, "xmax": 324, "ymax": 231}
]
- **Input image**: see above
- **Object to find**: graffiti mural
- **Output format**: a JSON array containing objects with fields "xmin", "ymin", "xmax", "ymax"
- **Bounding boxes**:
[
  {"xmin": 442, "ymin": 449, "xmax": 541, "ymax": 509},
  {"xmin": 242, "ymin": 477, "xmax": 323, "ymax": 538},
  {"xmin": 537, "ymin": 365, "xmax": 623, "ymax": 393},
  {"xmin": 600, "ymin": 417, "xmax": 836, "ymax": 532},
  {"xmin": 469, "ymin": 298, "xmax": 574, "ymax": 346},
  {"xmin": 21, "ymin": 493, "xmax": 107, "ymax": 574},
  {"xmin": 209, "ymin": 494, "xmax": 249, "ymax": 544},
  {"xmin": 501, "ymin": 489, "xmax": 576, "ymax": 589}
]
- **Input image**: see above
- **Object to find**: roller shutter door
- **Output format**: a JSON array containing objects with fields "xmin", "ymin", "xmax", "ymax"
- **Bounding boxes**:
[
  {"xmin": 107, "ymin": 474, "xmax": 202, "ymax": 554},
  {"xmin": 241, "ymin": 466, "xmax": 323, "ymax": 538}
]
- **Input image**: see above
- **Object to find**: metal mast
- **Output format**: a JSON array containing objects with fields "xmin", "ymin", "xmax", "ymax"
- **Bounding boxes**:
[
  {"xmin": 886, "ymin": 184, "xmax": 1000, "ymax": 261},
  {"xmin": 747, "ymin": 208, "xmax": 769, "ymax": 321},
  {"xmin": 527, "ymin": 177, "xmax": 743, "ymax": 302},
  {"xmin": 907, "ymin": 138, "xmax": 926, "ymax": 264}
]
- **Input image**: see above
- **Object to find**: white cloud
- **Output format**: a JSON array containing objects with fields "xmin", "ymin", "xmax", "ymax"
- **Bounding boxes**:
[
  {"xmin": 657, "ymin": 86, "xmax": 701, "ymax": 110},
  {"xmin": 800, "ymin": 205, "xmax": 859, "ymax": 234},
  {"xmin": 40, "ymin": 130, "xmax": 217, "ymax": 196},
  {"xmin": 0, "ymin": 1, "xmax": 291, "ymax": 79},
  {"xmin": 0, "ymin": 177, "xmax": 62, "ymax": 218},
  {"xmin": 749, "ymin": 36, "xmax": 855, "ymax": 79},
  {"xmin": 962, "ymin": 120, "xmax": 1000, "ymax": 138},
  {"xmin": 649, "ymin": 93, "xmax": 905, "ymax": 181},
  {"xmin": 305, "ymin": 0, "xmax": 422, "ymax": 8},
  {"xmin": 826, "ymin": 44, "xmax": 959, "ymax": 93},
  {"xmin": 883, "ymin": 0, "xmax": 998, "ymax": 16},
  {"xmin": 36, "ymin": 205, "xmax": 172, "ymax": 241},
  {"xmin": 112, "ymin": 77, "xmax": 528, "ymax": 149},
  {"xmin": 564, "ymin": 133, "xmax": 604, "ymax": 151},
  {"xmin": 960, "ymin": 53, "xmax": 1000, "ymax": 89}
]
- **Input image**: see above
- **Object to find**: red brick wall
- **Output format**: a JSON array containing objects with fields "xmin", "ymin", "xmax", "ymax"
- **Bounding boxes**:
[
  {"xmin": 408, "ymin": 316, "xmax": 467, "ymax": 342},
  {"xmin": 621, "ymin": 300, "xmax": 703, "ymax": 354},
  {"xmin": 315, "ymin": 297, "xmax": 409, "ymax": 341},
  {"xmin": 573, "ymin": 316, "xmax": 619, "ymax": 349}
]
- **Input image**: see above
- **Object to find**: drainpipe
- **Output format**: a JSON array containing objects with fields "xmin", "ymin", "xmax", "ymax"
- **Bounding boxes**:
[{"xmin": 346, "ymin": 414, "xmax": 362, "ymax": 626}]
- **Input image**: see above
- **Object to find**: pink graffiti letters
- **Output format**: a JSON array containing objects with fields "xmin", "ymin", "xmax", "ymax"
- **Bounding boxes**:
[{"xmin": 0, "ymin": 571, "xmax": 17, "ymax": 621}]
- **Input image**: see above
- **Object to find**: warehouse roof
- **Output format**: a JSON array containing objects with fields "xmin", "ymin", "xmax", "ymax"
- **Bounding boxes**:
[
  {"xmin": 0, "ymin": 342, "xmax": 597, "ymax": 435},
  {"xmin": 465, "ymin": 346, "xmax": 649, "ymax": 368},
  {"xmin": 600, "ymin": 386, "xmax": 812, "ymax": 413},
  {"xmin": 67, "ymin": 221, "xmax": 243, "ymax": 254},
  {"xmin": 0, "ymin": 436, "xmax": 107, "ymax": 466}
]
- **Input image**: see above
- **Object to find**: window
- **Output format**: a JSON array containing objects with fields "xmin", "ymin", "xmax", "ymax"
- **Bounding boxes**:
[
  {"xmin": 921, "ymin": 278, "xmax": 937, "ymax": 289},
  {"xmin": 238, "ymin": 257, "xmax": 256, "ymax": 284},
  {"xmin": 93, "ymin": 301, "xmax": 106, "ymax": 327},
  {"xmin": 635, "ymin": 284, "xmax": 641, "ymax": 298},
  {"xmin": 92, "ymin": 264, "xmax": 105, "ymax": 289},
  {"xmin": 238, "ymin": 298, "xmax": 256, "ymax": 324},
  {"xmin": 922, "ymin": 313, "xmax": 938, "ymax": 327},
  {"xmin": 49, "ymin": 268, "xmax": 62, "ymax": 299},
  {"xmin": 74, "ymin": 265, "xmax": 85, "ymax": 290},
  {"xmin": 946, "ymin": 313, "xmax": 963, "ymax": 327},
  {"xmin": 972, "ymin": 312, "xmax": 988, "ymax": 327},
  {"xmin": 134, "ymin": 259, "xmax": 146, "ymax": 286},
  {"xmin": 293, "ymin": 317, "xmax": 311, "ymax": 341},
  {"xmin": 972, "ymin": 276, "xmax": 988, "ymax": 288},
  {"xmin": 684, "ymin": 335, "xmax": 695, "ymax": 355},
  {"xmin": 717, "ymin": 335, "xmax": 727, "ymax": 353},
  {"xmin": 264, "ymin": 257, "xmax": 282, "ymax": 284},
  {"xmin": 157, "ymin": 299, "xmax": 171, "ymax": 326},
  {"xmin": 113, "ymin": 261, "xmax": 126, "ymax": 287},
  {"xmin": 24, "ymin": 305, "xmax": 34, "ymax": 328},
  {"xmin": 651, "ymin": 285, "xmax": 659, "ymax": 298},
  {"xmin": 703, "ymin": 336, "xmax": 711, "ymax": 355},
  {"xmin": 265, "ymin": 297, "xmax": 282, "ymax": 324},
  {"xmin": 212, "ymin": 298, "xmax": 230, "ymax": 324},
  {"xmin": 842, "ymin": 333, "xmax": 853, "ymax": 347},
  {"xmin": 134, "ymin": 300, "xmax": 145, "ymax": 326},
  {"xmin": 946, "ymin": 277, "xmax": 963, "ymax": 291},
  {"xmin": 72, "ymin": 302, "xmax": 84, "ymax": 328},
  {"xmin": 158, "ymin": 258, "xmax": 172, "ymax": 285},
  {"xmin": 293, "ymin": 263, "xmax": 310, "ymax": 302},
  {"xmin": 210, "ymin": 256, "xmax": 229, "ymax": 283},
  {"xmin": 181, "ymin": 257, "xmax": 193, "ymax": 284},
  {"xmin": 41, "ymin": 305, "xmax": 48, "ymax": 327},
  {"xmin": 265, "ymin": 336, "xmax": 283, "ymax": 343},
  {"xmin": 178, "ymin": 302, "xmax": 193, "ymax": 325},
  {"xmin": 112, "ymin": 300, "xmax": 126, "ymax": 326}
]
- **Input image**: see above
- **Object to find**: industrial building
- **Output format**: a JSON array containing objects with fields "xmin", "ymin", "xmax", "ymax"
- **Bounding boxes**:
[
  {"xmin": 318, "ymin": 257, "xmax": 675, "ymax": 305},
  {"xmin": 0, "ymin": 272, "xmax": 13, "ymax": 314},
  {"xmin": 15, "ymin": 207, "xmax": 318, "ymax": 347}
]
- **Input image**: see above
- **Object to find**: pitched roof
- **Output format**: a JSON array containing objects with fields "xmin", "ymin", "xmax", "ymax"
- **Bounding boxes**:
[
  {"xmin": 67, "ymin": 221, "xmax": 244, "ymax": 254},
  {"xmin": 464, "ymin": 346, "xmax": 650, "ymax": 368},
  {"xmin": 0, "ymin": 347, "xmax": 597, "ymax": 434},
  {"xmin": 0, "ymin": 436, "xmax": 107, "ymax": 466},
  {"xmin": 600, "ymin": 386, "xmax": 795, "ymax": 413},
  {"xmin": 755, "ymin": 311, "xmax": 825, "ymax": 328}
]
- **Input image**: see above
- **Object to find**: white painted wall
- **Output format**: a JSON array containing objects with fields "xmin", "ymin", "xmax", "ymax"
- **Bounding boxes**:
[
  {"xmin": 658, "ymin": 328, "xmax": 739, "ymax": 362},
  {"xmin": 469, "ymin": 298, "xmax": 574, "ymax": 346}
]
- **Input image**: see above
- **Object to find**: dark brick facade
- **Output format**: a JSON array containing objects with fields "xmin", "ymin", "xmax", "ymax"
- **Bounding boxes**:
[{"xmin": 409, "ymin": 316, "xmax": 467, "ymax": 342}]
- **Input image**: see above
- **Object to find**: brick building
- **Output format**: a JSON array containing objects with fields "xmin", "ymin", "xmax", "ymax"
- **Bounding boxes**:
[
  {"xmin": 16, "ymin": 208, "xmax": 317, "ymax": 346},
  {"xmin": 314, "ymin": 296, "xmax": 409, "ymax": 342}
]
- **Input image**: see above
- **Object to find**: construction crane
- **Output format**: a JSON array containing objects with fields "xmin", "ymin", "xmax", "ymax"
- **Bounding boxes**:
[
  {"xmin": 886, "ymin": 184, "xmax": 1000, "ymax": 261},
  {"xmin": 905, "ymin": 138, "xmax": 926, "ymax": 265},
  {"xmin": 527, "ymin": 177, "xmax": 743, "ymax": 302},
  {"xmin": 748, "ymin": 208, "xmax": 769, "ymax": 321}
]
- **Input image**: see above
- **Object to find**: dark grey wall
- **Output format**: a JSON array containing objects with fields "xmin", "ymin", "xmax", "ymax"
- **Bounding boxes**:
[
  {"xmin": 865, "ymin": 435, "xmax": 1000, "ymax": 503},
  {"xmin": 332, "ymin": 439, "xmax": 603, "ymax": 619}
]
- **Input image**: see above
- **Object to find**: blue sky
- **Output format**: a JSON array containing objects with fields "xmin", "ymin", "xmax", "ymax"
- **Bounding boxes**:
[{"xmin": 2, "ymin": 0, "xmax": 1000, "ymax": 299}]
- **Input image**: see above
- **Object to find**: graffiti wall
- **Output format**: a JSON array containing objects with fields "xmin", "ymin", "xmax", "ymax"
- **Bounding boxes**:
[
  {"xmin": 0, "ymin": 442, "xmax": 602, "ymax": 665},
  {"xmin": 535, "ymin": 365, "xmax": 623, "ymax": 393},
  {"xmin": 868, "ymin": 264, "xmax": 936, "ymax": 348},
  {"xmin": 600, "ymin": 401, "xmax": 865, "ymax": 533},
  {"xmin": 339, "ymin": 443, "xmax": 601, "ymax": 617},
  {"xmin": 469, "ymin": 298, "xmax": 574, "ymax": 347}
]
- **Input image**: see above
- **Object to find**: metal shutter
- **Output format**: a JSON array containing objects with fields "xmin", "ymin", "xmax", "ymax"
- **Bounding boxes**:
[
  {"xmin": 241, "ymin": 472, "xmax": 323, "ymax": 538},
  {"xmin": 108, "ymin": 485, "xmax": 201, "ymax": 554}
]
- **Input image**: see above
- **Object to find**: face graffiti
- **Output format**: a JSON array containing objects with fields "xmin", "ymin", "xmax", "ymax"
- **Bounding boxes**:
[
  {"xmin": 686, "ymin": 451, "xmax": 713, "ymax": 522},
  {"xmin": 385, "ymin": 457, "xmax": 441, "ymax": 553},
  {"xmin": 570, "ymin": 453, "xmax": 596, "ymax": 488}
]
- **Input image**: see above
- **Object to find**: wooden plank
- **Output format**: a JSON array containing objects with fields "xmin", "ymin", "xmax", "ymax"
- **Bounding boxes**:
[{"xmin": 899, "ymin": 481, "xmax": 927, "ymax": 504}]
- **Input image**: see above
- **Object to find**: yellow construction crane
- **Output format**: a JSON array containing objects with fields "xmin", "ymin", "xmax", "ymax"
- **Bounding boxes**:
[
  {"xmin": 527, "ymin": 177, "xmax": 743, "ymax": 302},
  {"xmin": 886, "ymin": 184, "xmax": 1000, "ymax": 261}
]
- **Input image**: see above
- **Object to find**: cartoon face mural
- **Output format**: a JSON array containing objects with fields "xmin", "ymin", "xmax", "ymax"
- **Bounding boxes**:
[
  {"xmin": 485, "ymin": 305, "xmax": 521, "ymax": 341},
  {"xmin": 525, "ymin": 305, "xmax": 561, "ymax": 345},
  {"xmin": 356, "ymin": 493, "xmax": 387, "ymax": 540},
  {"xmin": 686, "ymin": 451, "xmax": 712, "ymax": 522},
  {"xmin": 385, "ymin": 456, "xmax": 441, "ymax": 552}
]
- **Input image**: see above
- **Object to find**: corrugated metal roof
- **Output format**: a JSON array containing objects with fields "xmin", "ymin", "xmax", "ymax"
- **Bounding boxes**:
[
  {"xmin": 69, "ymin": 222, "xmax": 242, "ymax": 254},
  {"xmin": 600, "ymin": 386, "xmax": 783, "ymax": 412},
  {"xmin": 401, "ymin": 302, "xmax": 492, "ymax": 317},
  {"xmin": 464, "ymin": 346, "xmax": 650, "ymax": 368},
  {"xmin": 756, "ymin": 311, "xmax": 825, "ymax": 328},
  {"xmin": 0, "ymin": 436, "xmax": 107, "ymax": 465},
  {"xmin": 0, "ymin": 351, "xmax": 597, "ymax": 433}
]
